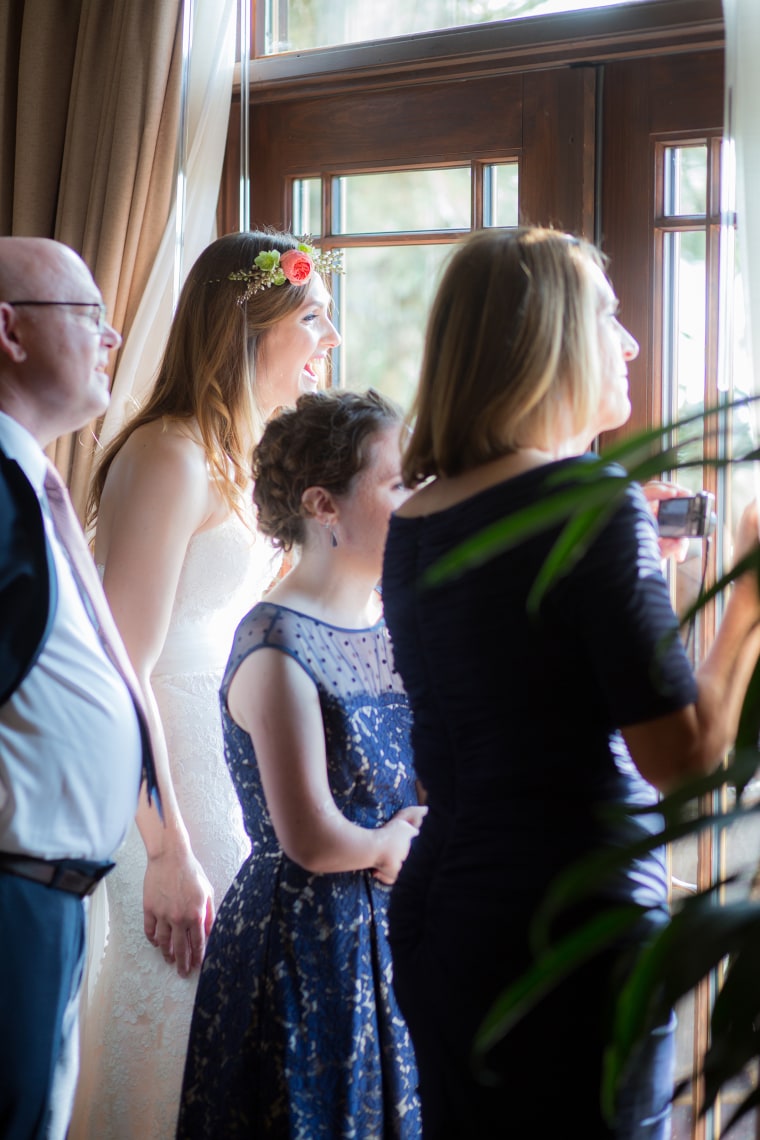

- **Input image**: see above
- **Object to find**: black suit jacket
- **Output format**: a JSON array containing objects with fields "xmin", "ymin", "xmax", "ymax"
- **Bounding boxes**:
[{"xmin": 0, "ymin": 449, "xmax": 57, "ymax": 706}]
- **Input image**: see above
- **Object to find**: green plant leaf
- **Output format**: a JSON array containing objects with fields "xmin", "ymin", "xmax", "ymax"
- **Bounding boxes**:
[
  {"xmin": 584, "ymin": 757, "xmax": 759, "ymax": 835},
  {"xmin": 473, "ymin": 904, "xmax": 647, "ymax": 1062},
  {"xmin": 696, "ymin": 925, "xmax": 760, "ymax": 1116},
  {"xmin": 674, "ymin": 546, "xmax": 760, "ymax": 630},
  {"xmin": 599, "ymin": 752, "xmax": 760, "ymax": 824},
  {"xmin": 602, "ymin": 895, "xmax": 760, "ymax": 1118},
  {"xmin": 420, "ymin": 474, "xmax": 629, "ymax": 589},
  {"xmin": 526, "ymin": 503, "xmax": 618, "ymax": 613},
  {"xmin": 598, "ymin": 394, "xmax": 759, "ymax": 471},
  {"xmin": 710, "ymin": 924, "xmax": 760, "ymax": 1037},
  {"xmin": 530, "ymin": 801, "xmax": 760, "ymax": 955},
  {"xmin": 420, "ymin": 395, "xmax": 760, "ymax": 597}
]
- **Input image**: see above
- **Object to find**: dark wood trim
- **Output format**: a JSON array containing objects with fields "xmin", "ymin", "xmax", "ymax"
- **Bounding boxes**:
[
  {"xmin": 600, "ymin": 56, "xmax": 654, "ymax": 439},
  {"xmin": 218, "ymin": 98, "xmax": 241, "ymax": 234},
  {"xmin": 472, "ymin": 161, "xmax": 484, "ymax": 229},
  {"xmin": 253, "ymin": 75, "xmax": 524, "ymax": 176},
  {"xmin": 521, "ymin": 65, "xmax": 597, "ymax": 237},
  {"xmin": 600, "ymin": 49, "xmax": 724, "ymax": 443},
  {"xmin": 247, "ymin": 73, "xmax": 524, "ymax": 228},
  {"xmin": 239, "ymin": 0, "xmax": 722, "ymax": 104}
]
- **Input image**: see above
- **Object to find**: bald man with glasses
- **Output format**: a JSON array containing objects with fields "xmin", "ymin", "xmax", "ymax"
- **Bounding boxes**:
[{"xmin": 0, "ymin": 237, "xmax": 160, "ymax": 1140}]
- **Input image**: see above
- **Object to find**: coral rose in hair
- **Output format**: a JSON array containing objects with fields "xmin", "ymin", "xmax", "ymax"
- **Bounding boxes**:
[{"xmin": 280, "ymin": 249, "xmax": 313, "ymax": 285}]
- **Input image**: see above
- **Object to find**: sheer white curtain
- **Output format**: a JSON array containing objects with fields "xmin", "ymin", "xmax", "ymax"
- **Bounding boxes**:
[
  {"xmin": 723, "ymin": 0, "xmax": 760, "ymax": 419},
  {"xmin": 79, "ymin": 0, "xmax": 236, "ymax": 1001},
  {"xmin": 99, "ymin": 0, "xmax": 237, "ymax": 448}
]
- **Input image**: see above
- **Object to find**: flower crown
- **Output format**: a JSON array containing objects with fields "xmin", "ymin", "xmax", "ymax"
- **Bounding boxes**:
[{"xmin": 224, "ymin": 241, "xmax": 344, "ymax": 304}]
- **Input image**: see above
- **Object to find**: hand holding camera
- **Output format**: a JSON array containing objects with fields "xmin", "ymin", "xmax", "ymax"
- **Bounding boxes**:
[
  {"xmin": 642, "ymin": 481, "xmax": 715, "ymax": 564},
  {"xmin": 656, "ymin": 490, "xmax": 716, "ymax": 538}
]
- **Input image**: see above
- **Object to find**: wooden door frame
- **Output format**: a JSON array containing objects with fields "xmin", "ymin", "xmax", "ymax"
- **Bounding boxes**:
[{"xmin": 221, "ymin": 0, "xmax": 723, "ymax": 238}]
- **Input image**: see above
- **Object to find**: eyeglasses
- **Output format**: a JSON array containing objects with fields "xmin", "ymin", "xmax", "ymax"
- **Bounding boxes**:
[{"xmin": 8, "ymin": 300, "xmax": 109, "ymax": 335}]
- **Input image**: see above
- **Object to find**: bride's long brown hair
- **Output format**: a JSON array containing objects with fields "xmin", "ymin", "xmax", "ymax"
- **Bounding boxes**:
[{"xmin": 87, "ymin": 231, "xmax": 327, "ymax": 528}]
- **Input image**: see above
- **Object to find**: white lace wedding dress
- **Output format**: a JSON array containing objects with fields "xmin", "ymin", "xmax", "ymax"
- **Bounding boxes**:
[{"xmin": 70, "ymin": 514, "xmax": 279, "ymax": 1139}]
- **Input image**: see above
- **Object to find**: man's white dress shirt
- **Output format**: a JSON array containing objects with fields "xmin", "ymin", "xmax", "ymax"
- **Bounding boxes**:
[{"xmin": 0, "ymin": 411, "xmax": 142, "ymax": 860}]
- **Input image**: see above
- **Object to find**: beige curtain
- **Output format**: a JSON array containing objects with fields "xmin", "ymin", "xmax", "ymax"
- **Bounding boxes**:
[
  {"xmin": 101, "ymin": 0, "xmax": 238, "ymax": 453},
  {"xmin": 0, "ymin": 0, "xmax": 183, "ymax": 514}
]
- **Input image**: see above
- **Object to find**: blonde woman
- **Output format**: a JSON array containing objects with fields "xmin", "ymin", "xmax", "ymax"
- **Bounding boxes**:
[
  {"xmin": 71, "ymin": 232, "xmax": 340, "ymax": 1139},
  {"xmin": 382, "ymin": 227, "xmax": 760, "ymax": 1139}
]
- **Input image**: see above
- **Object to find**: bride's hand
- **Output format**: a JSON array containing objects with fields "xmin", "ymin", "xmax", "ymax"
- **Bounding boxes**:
[{"xmin": 143, "ymin": 846, "xmax": 215, "ymax": 977}]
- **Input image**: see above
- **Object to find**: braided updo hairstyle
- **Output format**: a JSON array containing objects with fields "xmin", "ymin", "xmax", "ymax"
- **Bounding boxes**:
[{"xmin": 253, "ymin": 388, "xmax": 403, "ymax": 551}]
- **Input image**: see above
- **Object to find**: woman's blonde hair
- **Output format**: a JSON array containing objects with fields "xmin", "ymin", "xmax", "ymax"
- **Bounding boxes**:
[
  {"xmin": 88, "ymin": 230, "xmax": 330, "ymax": 527},
  {"xmin": 402, "ymin": 226, "xmax": 607, "ymax": 486}
]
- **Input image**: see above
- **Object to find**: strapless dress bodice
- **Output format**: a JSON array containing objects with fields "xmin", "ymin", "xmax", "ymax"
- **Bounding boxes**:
[
  {"xmin": 98, "ymin": 513, "xmax": 279, "ymax": 677},
  {"xmin": 157, "ymin": 513, "xmax": 278, "ymax": 675}
]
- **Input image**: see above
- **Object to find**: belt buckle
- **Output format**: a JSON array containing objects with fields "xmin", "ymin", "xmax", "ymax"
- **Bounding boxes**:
[
  {"xmin": 51, "ymin": 865, "xmax": 90, "ymax": 897},
  {"xmin": 50, "ymin": 860, "xmax": 113, "ymax": 898}
]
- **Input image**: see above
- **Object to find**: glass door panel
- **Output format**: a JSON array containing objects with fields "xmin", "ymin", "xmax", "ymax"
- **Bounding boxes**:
[
  {"xmin": 660, "ymin": 149, "xmax": 710, "ymax": 658},
  {"xmin": 340, "ymin": 244, "xmax": 453, "ymax": 409},
  {"xmin": 663, "ymin": 228, "xmax": 707, "ymax": 452},
  {"xmin": 659, "ymin": 138, "xmax": 760, "ymax": 1138}
]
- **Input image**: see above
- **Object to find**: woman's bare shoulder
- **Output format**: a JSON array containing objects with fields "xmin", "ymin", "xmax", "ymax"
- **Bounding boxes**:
[
  {"xmin": 109, "ymin": 417, "xmax": 208, "ymax": 484},
  {"xmin": 95, "ymin": 418, "xmax": 215, "ymax": 561},
  {"xmin": 99, "ymin": 418, "xmax": 212, "ymax": 534}
]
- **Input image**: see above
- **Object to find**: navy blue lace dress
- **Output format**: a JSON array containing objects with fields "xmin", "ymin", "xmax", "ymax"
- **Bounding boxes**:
[{"xmin": 177, "ymin": 602, "xmax": 421, "ymax": 1140}]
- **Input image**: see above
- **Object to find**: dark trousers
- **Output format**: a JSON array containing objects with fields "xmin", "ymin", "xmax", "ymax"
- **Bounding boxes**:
[{"xmin": 0, "ymin": 872, "xmax": 85, "ymax": 1139}]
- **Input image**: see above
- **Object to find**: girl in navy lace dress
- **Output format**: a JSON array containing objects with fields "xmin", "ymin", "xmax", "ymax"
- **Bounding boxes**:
[{"xmin": 178, "ymin": 389, "xmax": 424, "ymax": 1139}]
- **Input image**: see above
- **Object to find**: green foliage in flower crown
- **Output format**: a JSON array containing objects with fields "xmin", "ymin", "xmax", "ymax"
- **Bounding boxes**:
[
  {"xmin": 223, "ymin": 239, "xmax": 344, "ymax": 303},
  {"xmin": 253, "ymin": 250, "xmax": 281, "ymax": 272}
]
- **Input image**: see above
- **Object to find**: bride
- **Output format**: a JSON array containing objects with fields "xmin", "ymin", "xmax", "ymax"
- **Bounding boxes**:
[{"xmin": 69, "ymin": 231, "xmax": 341, "ymax": 1138}]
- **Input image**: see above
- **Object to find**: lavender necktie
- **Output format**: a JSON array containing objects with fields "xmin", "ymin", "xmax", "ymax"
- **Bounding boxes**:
[{"xmin": 43, "ymin": 462, "xmax": 162, "ymax": 816}]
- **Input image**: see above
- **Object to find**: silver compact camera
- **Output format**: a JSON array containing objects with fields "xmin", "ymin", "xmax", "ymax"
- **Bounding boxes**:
[{"xmin": 657, "ymin": 491, "xmax": 716, "ymax": 538}]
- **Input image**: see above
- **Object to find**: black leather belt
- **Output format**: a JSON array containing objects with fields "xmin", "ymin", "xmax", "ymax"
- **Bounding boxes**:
[{"xmin": 0, "ymin": 853, "xmax": 115, "ymax": 898}]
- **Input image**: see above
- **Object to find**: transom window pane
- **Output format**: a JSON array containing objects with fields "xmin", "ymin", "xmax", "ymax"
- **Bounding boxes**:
[
  {"xmin": 664, "ymin": 145, "xmax": 708, "ymax": 217},
  {"xmin": 484, "ymin": 163, "xmax": 520, "ymax": 228},
  {"xmin": 264, "ymin": 1, "xmax": 654, "ymax": 55},
  {"xmin": 292, "ymin": 179, "xmax": 322, "ymax": 238},
  {"xmin": 334, "ymin": 169, "xmax": 471, "ymax": 235}
]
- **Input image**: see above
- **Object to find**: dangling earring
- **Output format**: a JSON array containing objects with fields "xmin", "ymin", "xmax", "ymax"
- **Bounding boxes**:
[{"xmin": 331, "ymin": 529, "xmax": 338, "ymax": 548}]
